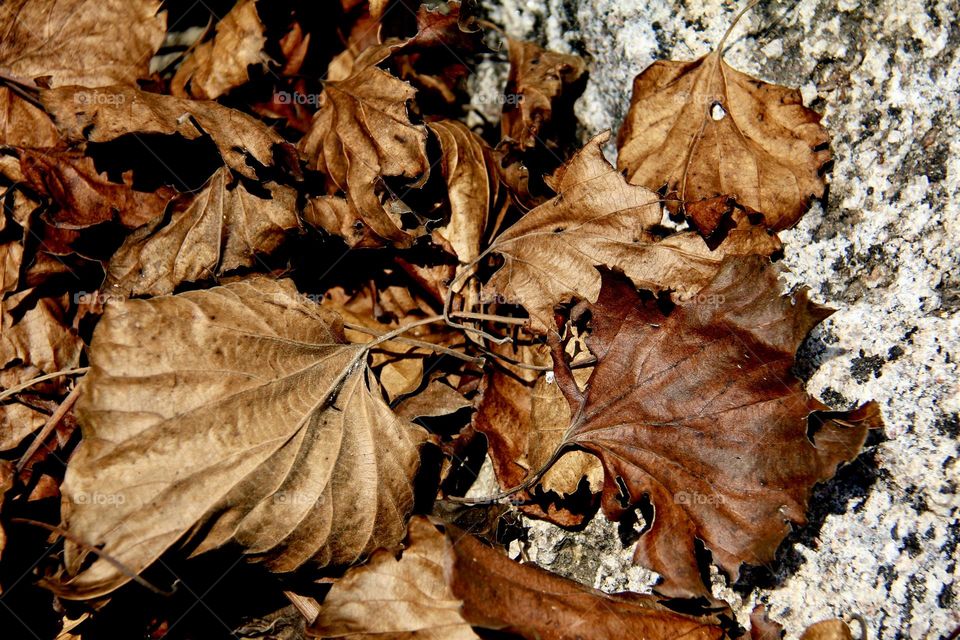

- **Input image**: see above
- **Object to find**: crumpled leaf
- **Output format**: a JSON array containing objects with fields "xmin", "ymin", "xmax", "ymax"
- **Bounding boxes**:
[
  {"xmin": 616, "ymin": 49, "xmax": 830, "ymax": 231},
  {"xmin": 171, "ymin": 0, "xmax": 270, "ymax": 100},
  {"xmin": 0, "ymin": 87, "xmax": 61, "ymax": 149},
  {"xmin": 501, "ymin": 39, "xmax": 586, "ymax": 151},
  {"xmin": 428, "ymin": 120, "xmax": 499, "ymax": 265},
  {"xmin": 309, "ymin": 516, "xmax": 725, "ymax": 640},
  {"xmin": 21, "ymin": 150, "xmax": 176, "ymax": 229},
  {"xmin": 298, "ymin": 46, "xmax": 429, "ymax": 247},
  {"xmin": 548, "ymin": 257, "xmax": 882, "ymax": 598},
  {"xmin": 40, "ymin": 86, "xmax": 294, "ymax": 181},
  {"xmin": 0, "ymin": 0, "xmax": 165, "ymax": 88},
  {"xmin": 56, "ymin": 278, "xmax": 427, "ymax": 599},
  {"xmin": 484, "ymin": 132, "xmax": 780, "ymax": 331},
  {"xmin": 104, "ymin": 167, "xmax": 299, "ymax": 296}
]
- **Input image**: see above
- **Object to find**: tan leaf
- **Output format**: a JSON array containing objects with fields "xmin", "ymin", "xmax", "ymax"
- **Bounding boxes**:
[
  {"xmin": 484, "ymin": 132, "xmax": 779, "ymax": 331},
  {"xmin": 104, "ymin": 167, "xmax": 299, "ymax": 296},
  {"xmin": 549, "ymin": 259, "xmax": 882, "ymax": 598},
  {"xmin": 21, "ymin": 150, "xmax": 176, "ymax": 229},
  {"xmin": 310, "ymin": 516, "xmax": 725, "ymax": 640},
  {"xmin": 0, "ymin": 0, "xmax": 165, "ymax": 88},
  {"xmin": 40, "ymin": 86, "xmax": 292, "ymax": 181},
  {"xmin": 171, "ymin": 0, "xmax": 270, "ymax": 100},
  {"xmin": 800, "ymin": 619, "xmax": 855, "ymax": 640},
  {"xmin": 298, "ymin": 46, "xmax": 429, "ymax": 247},
  {"xmin": 0, "ymin": 290, "xmax": 82, "ymax": 374},
  {"xmin": 616, "ymin": 50, "xmax": 830, "ymax": 230},
  {"xmin": 302, "ymin": 196, "xmax": 383, "ymax": 249},
  {"xmin": 395, "ymin": 378, "xmax": 471, "ymax": 421},
  {"xmin": 501, "ymin": 39, "xmax": 586, "ymax": 151},
  {"xmin": 0, "ymin": 241, "xmax": 22, "ymax": 295},
  {"xmin": 428, "ymin": 120, "xmax": 499, "ymax": 265},
  {"xmin": 55, "ymin": 278, "xmax": 426, "ymax": 599},
  {"xmin": 0, "ymin": 87, "xmax": 61, "ymax": 149}
]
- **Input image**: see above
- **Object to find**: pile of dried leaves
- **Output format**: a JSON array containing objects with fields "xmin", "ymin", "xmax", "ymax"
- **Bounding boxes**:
[{"xmin": 0, "ymin": 0, "xmax": 881, "ymax": 638}]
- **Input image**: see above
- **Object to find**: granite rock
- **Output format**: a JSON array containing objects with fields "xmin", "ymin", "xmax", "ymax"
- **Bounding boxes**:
[{"xmin": 470, "ymin": 0, "xmax": 960, "ymax": 637}]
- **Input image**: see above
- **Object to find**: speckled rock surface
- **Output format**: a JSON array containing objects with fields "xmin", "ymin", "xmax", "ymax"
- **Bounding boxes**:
[{"xmin": 469, "ymin": 1, "xmax": 960, "ymax": 637}]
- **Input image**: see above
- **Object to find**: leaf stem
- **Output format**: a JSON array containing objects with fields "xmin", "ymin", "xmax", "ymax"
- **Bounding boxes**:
[
  {"xmin": 0, "ymin": 367, "xmax": 89, "ymax": 403},
  {"xmin": 717, "ymin": 0, "xmax": 761, "ymax": 53},
  {"xmin": 342, "ymin": 322, "xmax": 484, "ymax": 365},
  {"xmin": 17, "ymin": 381, "xmax": 82, "ymax": 472}
]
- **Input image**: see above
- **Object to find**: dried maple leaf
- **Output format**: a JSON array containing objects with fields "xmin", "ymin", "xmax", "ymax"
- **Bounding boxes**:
[
  {"xmin": 104, "ymin": 167, "xmax": 299, "ymax": 296},
  {"xmin": 0, "ymin": 0, "xmax": 165, "ymax": 88},
  {"xmin": 56, "ymin": 278, "xmax": 426, "ymax": 599},
  {"xmin": 21, "ymin": 150, "xmax": 176, "ymax": 229},
  {"xmin": 484, "ymin": 133, "xmax": 780, "ymax": 331},
  {"xmin": 39, "ymin": 86, "xmax": 295, "ymax": 181},
  {"xmin": 548, "ymin": 257, "xmax": 882, "ymax": 598},
  {"xmin": 298, "ymin": 45, "xmax": 429, "ymax": 247},
  {"xmin": 428, "ymin": 120, "xmax": 499, "ymax": 265},
  {"xmin": 171, "ymin": 0, "xmax": 270, "ymax": 100},
  {"xmin": 616, "ymin": 34, "xmax": 830, "ymax": 231},
  {"xmin": 309, "ymin": 516, "xmax": 725, "ymax": 640},
  {"xmin": 501, "ymin": 39, "xmax": 586, "ymax": 151}
]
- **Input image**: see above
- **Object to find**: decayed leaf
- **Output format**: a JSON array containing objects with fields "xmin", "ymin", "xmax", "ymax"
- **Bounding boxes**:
[
  {"xmin": 616, "ymin": 48, "xmax": 830, "ymax": 230},
  {"xmin": 548, "ymin": 258, "xmax": 882, "ymax": 598},
  {"xmin": 21, "ymin": 150, "xmax": 176, "ymax": 229},
  {"xmin": 298, "ymin": 46, "xmax": 429, "ymax": 247},
  {"xmin": 428, "ymin": 120, "xmax": 498, "ymax": 265},
  {"xmin": 104, "ymin": 167, "xmax": 299, "ymax": 296},
  {"xmin": 501, "ymin": 40, "xmax": 586, "ymax": 151},
  {"xmin": 171, "ymin": 0, "xmax": 270, "ymax": 100},
  {"xmin": 0, "ymin": 87, "xmax": 61, "ymax": 149},
  {"xmin": 484, "ymin": 133, "xmax": 779, "ymax": 331},
  {"xmin": 310, "ymin": 516, "xmax": 725, "ymax": 640},
  {"xmin": 56, "ymin": 278, "xmax": 427, "ymax": 599},
  {"xmin": 0, "ymin": 0, "xmax": 165, "ymax": 88},
  {"xmin": 40, "ymin": 86, "xmax": 293, "ymax": 181},
  {"xmin": 473, "ymin": 342, "xmax": 600, "ymax": 517}
]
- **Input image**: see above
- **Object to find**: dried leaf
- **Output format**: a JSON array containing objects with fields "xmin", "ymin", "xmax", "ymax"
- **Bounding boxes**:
[
  {"xmin": 428, "ymin": 120, "xmax": 498, "ymax": 265},
  {"xmin": 799, "ymin": 620, "xmax": 855, "ymax": 640},
  {"xmin": 298, "ymin": 46, "xmax": 429, "ymax": 247},
  {"xmin": 616, "ymin": 50, "xmax": 830, "ymax": 230},
  {"xmin": 310, "ymin": 516, "xmax": 725, "ymax": 640},
  {"xmin": 549, "ymin": 258, "xmax": 882, "ymax": 598},
  {"xmin": 0, "ymin": 460, "xmax": 12, "ymax": 560},
  {"xmin": 56, "ymin": 278, "xmax": 426, "ymax": 598},
  {"xmin": 171, "ymin": 0, "xmax": 270, "ymax": 100},
  {"xmin": 104, "ymin": 167, "xmax": 299, "ymax": 296},
  {"xmin": 0, "ymin": 0, "xmax": 165, "ymax": 87},
  {"xmin": 21, "ymin": 150, "xmax": 176, "ymax": 229},
  {"xmin": 40, "ymin": 86, "xmax": 293, "ymax": 181},
  {"xmin": 395, "ymin": 378, "xmax": 471, "ymax": 422},
  {"xmin": 0, "ymin": 87, "xmax": 61, "ymax": 149},
  {"xmin": 502, "ymin": 40, "xmax": 586, "ymax": 151},
  {"xmin": 484, "ymin": 133, "xmax": 779, "ymax": 331}
]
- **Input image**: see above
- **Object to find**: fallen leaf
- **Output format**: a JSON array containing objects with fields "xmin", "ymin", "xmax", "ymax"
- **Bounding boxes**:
[
  {"xmin": 0, "ymin": 0, "xmax": 165, "ymax": 87},
  {"xmin": 0, "ymin": 460, "xmax": 12, "ymax": 560},
  {"xmin": 40, "ymin": 86, "xmax": 294, "ymax": 181},
  {"xmin": 0, "ymin": 87, "xmax": 61, "ymax": 149},
  {"xmin": 428, "ymin": 120, "xmax": 499, "ymax": 265},
  {"xmin": 395, "ymin": 378, "xmax": 471, "ymax": 422},
  {"xmin": 302, "ymin": 196, "xmax": 383, "ymax": 248},
  {"xmin": 21, "ymin": 150, "xmax": 176, "ymax": 229},
  {"xmin": 501, "ymin": 40, "xmax": 586, "ymax": 151},
  {"xmin": 799, "ymin": 619, "xmax": 855, "ymax": 640},
  {"xmin": 56, "ymin": 277, "xmax": 426, "ymax": 598},
  {"xmin": 104, "ymin": 167, "xmax": 299, "ymax": 296},
  {"xmin": 548, "ymin": 257, "xmax": 882, "ymax": 598},
  {"xmin": 749, "ymin": 605, "xmax": 784, "ymax": 640},
  {"xmin": 484, "ymin": 132, "xmax": 779, "ymax": 331},
  {"xmin": 298, "ymin": 45, "xmax": 429, "ymax": 247},
  {"xmin": 171, "ymin": 0, "xmax": 270, "ymax": 100},
  {"xmin": 0, "ymin": 241, "xmax": 22, "ymax": 295},
  {"xmin": 616, "ymin": 47, "xmax": 830, "ymax": 230},
  {"xmin": 309, "ymin": 516, "xmax": 725, "ymax": 640}
]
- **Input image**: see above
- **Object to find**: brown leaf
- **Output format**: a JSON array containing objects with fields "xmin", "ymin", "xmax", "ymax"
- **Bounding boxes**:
[
  {"xmin": 56, "ymin": 278, "xmax": 426, "ymax": 598},
  {"xmin": 309, "ymin": 516, "xmax": 725, "ymax": 640},
  {"xmin": 298, "ymin": 46, "xmax": 429, "ymax": 247},
  {"xmin": 616, "ymin": 50, "xmax": 830, "ymax": 231},
  {"xmin": 484, "ymin": 133, "xmax": 779, "ymax": 331},
  {"xmin": 0, "ymin": 460, "xmax": 12, "ymax": 560},
  {"xmin": 302, "ymin": 196, "xmax": 383, "ymax": 248},
  {"xmin": 799, "ymin": 620, "xmax": 855, "ymax": 640},
  {"xmin": 104, "ymin": 167, "xmax": 299, "ymax": 296},
  {"xmin": 549, "ymin": 257, "xmax": 882, "ymax": 598},
  {"xmin": 501, "ymin": 40, "xmax": 586, "ymax": 151},
  {"xmin": 0, "ymin": 87, "xmax": 61, "ymax": 149},
  {"xmin": 21, "ymin": 150, "xmax": 176, "ymax": 229},
  {"xmin": 395, "ymin": 378, "xmax": 471, "ymax": 422},
  {"xmin": 171, "ymin": 0, "xmax": 270, "ymax": 100},
  {"xmin": 0, "ymin": 240, "xmax": 22, "ymax": 295},
  {"xmin": 0, "ymin": 0, "xmax": 165, "ymax": 88},
  {"xmin": 428, "ymin": 120, "xmax": 499, "ymax": 265},
  {"xmin": 40, "ymin": 86, "xmax": 293, "ymax": 181}
]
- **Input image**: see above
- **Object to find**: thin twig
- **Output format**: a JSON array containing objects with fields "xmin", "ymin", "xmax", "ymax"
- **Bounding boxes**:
[
  {"xmin": 342, "ymin": 322, "xmax": 484, "ymax": 365},
  {"xmin": 0, "ymin": 367, "xmax": 89, "ymax": 403},
  {"xmin": 17, "ymin": 382, "xmax": 81, "ymax": 472}
]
